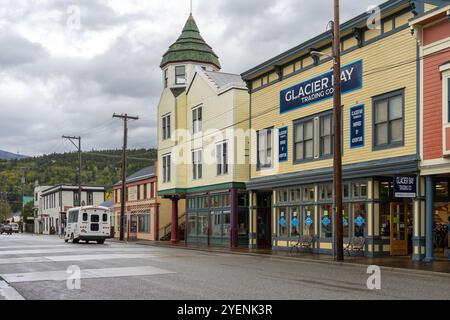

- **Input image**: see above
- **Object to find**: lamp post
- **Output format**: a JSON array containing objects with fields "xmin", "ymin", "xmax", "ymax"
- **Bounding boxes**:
[{"xmin": 310, "ymin": 0, "xmax": 344, "ymax": 261}]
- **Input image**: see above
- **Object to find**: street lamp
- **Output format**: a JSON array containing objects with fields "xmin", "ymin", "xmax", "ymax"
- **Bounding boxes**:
[{"xmin": 310, "ymin": 0, "xmax": 344, "ymax": 262}]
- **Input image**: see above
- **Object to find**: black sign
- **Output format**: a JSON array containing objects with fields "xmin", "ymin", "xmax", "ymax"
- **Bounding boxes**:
[
  {"xmin": 280, "ymin": 60, "xmax": 363, "ymax": 114},
  {"xmin": 350, "ymin": 104, "xmax": 364, "ymax": 148},
  {"xmin": 393, "ymin": 176, "xmax": 417, "ymax": 198},
  {"xmin": 278, "ymin": 127, "xmax": 288, "ymax": 162}
]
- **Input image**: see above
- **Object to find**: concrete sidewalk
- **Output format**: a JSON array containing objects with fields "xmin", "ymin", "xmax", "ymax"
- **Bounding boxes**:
[{"xmin": 129, "ymin": 240, "xmax": 450, "ymax": 276}]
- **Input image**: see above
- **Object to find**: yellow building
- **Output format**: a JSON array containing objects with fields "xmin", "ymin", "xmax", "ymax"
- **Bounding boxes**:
[
  {"xmin": 241, "ymin": 0, "xmax": 448, "ymax": 260},
  {"xmin": 157, "ymin": 14, "xmax": 250, "ymax": 246}
]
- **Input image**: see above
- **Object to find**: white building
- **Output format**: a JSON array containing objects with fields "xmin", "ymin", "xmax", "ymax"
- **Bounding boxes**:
[
  {"xmin": 34, "ymin": 185, "xmax": 51, "ymax": 234},
  {"xmin": 34, "ymin": 185, "xmax": 106, "ymax": 235}
]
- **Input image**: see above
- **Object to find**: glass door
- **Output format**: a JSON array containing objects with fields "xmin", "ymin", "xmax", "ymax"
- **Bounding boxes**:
[{"xmin": 390, "ymin": 202, "xmax": 408, "ymax": 256}]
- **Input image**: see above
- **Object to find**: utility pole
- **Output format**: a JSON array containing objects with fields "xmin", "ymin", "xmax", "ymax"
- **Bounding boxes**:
[
  {"xmin": 62, "ymin": 136, "xmax": 82, "ymax": 207},
  {"xmin": 333, "ymin": 0, "xmax": 344, "ymax": 261},
  {"xmin": 113, "ymin": 113, "xmax": 139, "ymax": 241}
]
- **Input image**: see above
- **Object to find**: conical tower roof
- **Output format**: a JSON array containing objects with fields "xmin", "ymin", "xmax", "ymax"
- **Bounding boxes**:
[{"xmin": 160, "ymin": 15, "xmax": 221, "ymax": 69}]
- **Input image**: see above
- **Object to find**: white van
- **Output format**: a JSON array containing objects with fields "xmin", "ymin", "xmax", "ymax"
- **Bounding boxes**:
[{"xmin": 65, "ymin": 206, "xmax": 111, "ymax": 244}]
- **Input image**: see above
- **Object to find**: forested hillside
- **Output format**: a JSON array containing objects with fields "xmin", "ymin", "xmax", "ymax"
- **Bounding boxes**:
[{"xmin": 0, "ymin": 149, "xmax": 157, "ymax": 214}]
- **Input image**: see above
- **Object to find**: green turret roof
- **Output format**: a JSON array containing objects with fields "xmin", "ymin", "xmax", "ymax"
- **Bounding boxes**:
[{"xmin": 160, "ymin": 15, "xmax": 221, "ymax": 69}]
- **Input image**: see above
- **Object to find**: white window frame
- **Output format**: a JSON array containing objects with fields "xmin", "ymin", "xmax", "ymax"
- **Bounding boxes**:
[
  {"xmin": 216, "ymin": 141, "xmax": 229, "ymax": 176},
  {"xmin": 257, "ymin": 128, "xmax": 273, "ymax": 169},
  {"xmin": 163, "ymin": 68, "xmax": 168, "ymax": 88},
  {"xmin": 162, "ymin": 113, "xmax": 171, "ymax": 140},
  {"xmin": 175, "ymin": 65, "xmax": 186, "ymax": 85},
  {"xmin": 192, "ymin": 149, "xmax": 203, "ymax": 180},
  {"xmin": 162, "ymin": 154, "xmax": 171, "ymax": 183},
  {"xmin": 192, "ymin": 105, "xmax": 203, "ymax": 134},
  {"xmin": 441, "ymin": 64, "xmax": 450, "ymax": 156}
]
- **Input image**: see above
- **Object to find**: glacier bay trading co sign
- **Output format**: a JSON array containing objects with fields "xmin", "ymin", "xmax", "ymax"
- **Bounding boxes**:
[{"xmin": 280, "ymin": 60, "xmax": 363, "ymax": 114}]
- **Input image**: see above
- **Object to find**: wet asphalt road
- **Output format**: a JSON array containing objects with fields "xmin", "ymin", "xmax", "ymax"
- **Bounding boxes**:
[{"xmin": 0, "ymin": 233, "xmax": 449, "ymax": 300}]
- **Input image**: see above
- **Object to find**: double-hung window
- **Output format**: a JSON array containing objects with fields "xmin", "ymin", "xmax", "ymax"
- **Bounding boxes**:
[
  {"xmin": 373, "ymin": 89, "xmax": 404, "ymax": 149},
  {"xmin": 257, "ymin": 128, "xmax": 273, "ymax": 169},
  {"xmin": 447, "ymin": 77, "xmax": 450, "ymax": 123},
  {"xmin": 162, "ymin": 114, "xmax": 171, "ymax": 140},
  {"xmin": 216, "ymin": 142, "xmax": 229, "ymax": 175},
  {"xmin": 192, "ymin": 149, "xmax": 203, "ymax": 180},
  {"xmin": 192, "ymin": 106, "xmax": 202, "ymax": 134},
  {"xmin": 163, "ymin": 69, "xmax": 168, "ymax": 88},
  {"xmin": 294, "ymin": 119, "xmax": 314, "ymax": 161},
  {"xmin": 175, "ymin": 66, "xmax": 186, "ymax": 85},
  {"xmin": 320, "ymin": 114, "xmax": 333, "ymax": 156},
  {"xmin": 162, "ymin": 154, "xmax": 171, "ymax": 183}
]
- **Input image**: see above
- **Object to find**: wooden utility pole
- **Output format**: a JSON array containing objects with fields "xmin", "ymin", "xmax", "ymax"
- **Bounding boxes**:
[
  {"xmin": 333, "ymin": 0, "xmax": 344, "ymax": 261},
  {"xmin": 62, "ymin": 136, "xmax": 82, "ymax": 207},
  {"xmin": 113, "ymin": 113, "xmax": 139, "ymax": 241}
]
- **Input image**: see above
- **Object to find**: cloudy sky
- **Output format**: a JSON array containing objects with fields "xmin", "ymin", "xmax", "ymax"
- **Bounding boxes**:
[{"xmin": 0, "ymin": 0, "xmax": 385, "ymax": 156}]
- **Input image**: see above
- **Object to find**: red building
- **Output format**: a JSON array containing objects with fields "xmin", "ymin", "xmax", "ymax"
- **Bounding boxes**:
[
  {"xmin": 411, "ymin": 5, "xmax": 450, "ymax": 260},
  {"xmin": 112, "ymin": 163, "xmax": 173, "ymax": 241}
]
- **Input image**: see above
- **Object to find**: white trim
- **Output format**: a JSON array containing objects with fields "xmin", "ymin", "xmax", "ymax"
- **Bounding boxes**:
[
  {"xmin": 443, "ymin": 70, "xmax": 450, "ymax": 156},
  {"xmin": 422, "ymin": 37, "xmax": 450, "ymax": 57},
  {"xmin": 410, "ymin": 5, "xmax": 450, "ymax": 26},
  {"xmin": 439, "ymin": 62, "xmax": 450, "ymax": 73}
]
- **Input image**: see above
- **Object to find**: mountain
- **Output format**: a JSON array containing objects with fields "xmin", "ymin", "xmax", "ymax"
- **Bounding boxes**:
[
  {"xmin": 0, "ymin": 150, "xmax": 29, "ymax": 160},
  {"xmin": 0, "ymin": 148, "xmax": 157, "ymax": 215}
]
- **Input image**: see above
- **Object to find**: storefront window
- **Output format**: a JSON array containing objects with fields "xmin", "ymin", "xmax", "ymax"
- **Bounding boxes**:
[
  {"xmin": 435, "ymin": 181, "xmax": 449, "ymax": 199},
  {"xmin": 352, "ymin": 182, "xmax": 367, "ymax": 198},
  {"xmin": 278, "ymin": 190, "xmax": 288, "ymax": 203},
  {"xmin": 290, "ymin": 207, "xmax": 299, "ymax": 237},
  {"xmin": 222, "ymin": 193, "xmax": 230, "ymax": 207},
  {"xmin": 211, "ymin": 211, "xmax": 221, "ymax": 237},
  {"xmin": 197, "ymin": 214, "xmax": 208, "ymax": 237},
  {"xmin": 380, "ymin": 203, "xmax": 390, "ymax": 237},
  {"xmin": 238, "ymin": 210, "xmax": 249, "ymax": 235},
  {"xmin": 380, "ymin": 181, "xmax": 391, "ymax": 199},
  {"xmin": 278, "ymin": 207, "xmax": 288, "ymax": 237},
  {"xmin": 343, "ymin": 203, "xmax": 349, "ymax": 238},
  {"xmin": 319, "ymin": 184, "xmax": 333, "ymax": 201},
  {"xmin": 290, "ymin": 189, "xmax": 301, "ymax": 202},
  {"xmin": 188, "ymin": 214, "xmax": 197, "ymax": 236},
  {"xmin": 353, "ymin": 203, "xmax": 367, "ymax": 237},
  {"xmin": 320, "ymin": 204, "xmax": 332, "ymax": 238},
  {"xmin": 302, "ymin": 206, "xmax": 315, "ymax": 236},
  {"xmin": 223, "ymin": 210, "xmax": 231, "ymax": 236},
  {"xmin": 238, "ymin": 193, "xmax": 249, "ymax": 207},
  {"xmin": 303, "ymin": 186, "xmax": 315, "ymax": 202},
  {"xmin": 343, "ymin": 183, "xmax": 350, "ymax": 199}
]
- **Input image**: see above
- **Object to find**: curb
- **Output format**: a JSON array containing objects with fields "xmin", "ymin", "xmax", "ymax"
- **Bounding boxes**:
[{"xmin": 133, "ymin": 241, "xmax": 450, "ymax": 278}]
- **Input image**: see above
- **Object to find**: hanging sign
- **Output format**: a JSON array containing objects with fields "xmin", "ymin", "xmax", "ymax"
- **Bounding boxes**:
[
  {"xmin": 350, "ymin": 104, "xmax": 365, "ymax": 148},
  {"xmin": 278, "ymin": 127, "xmax": 288, "ymax": 162},
  {"xmin": 393, "ymin": 176, "xmax": 417, "ymax": 198},
  {"xmin": 280, "ymin": 60, "xmax": 363, "ymax": 114}
]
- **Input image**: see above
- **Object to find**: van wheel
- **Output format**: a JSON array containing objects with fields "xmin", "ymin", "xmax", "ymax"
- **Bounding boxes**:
[
  {"xmin": 73, "ymin": 238, "xmax": 80, "ymax": 244},
  {"xmin": 97, "ymin": 240, "xmax": 105, "ymax": 244}
]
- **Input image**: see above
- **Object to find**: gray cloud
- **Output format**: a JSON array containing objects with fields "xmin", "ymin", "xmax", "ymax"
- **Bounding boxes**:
[{"xmin": 0, "ymin": 0, "xmax": 385, "ymax": 156}]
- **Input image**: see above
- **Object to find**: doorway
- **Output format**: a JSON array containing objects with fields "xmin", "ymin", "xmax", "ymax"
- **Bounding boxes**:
[
  {"xmin": 389, "ymin": 201, "xmax": 412, "ymax": 256},
  {"xmin": 256, "ymin": 192, "xmax": 272, "ymax": 248}
]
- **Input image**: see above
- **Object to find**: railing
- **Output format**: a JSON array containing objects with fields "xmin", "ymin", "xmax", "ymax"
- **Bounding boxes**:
[{"xmin": 159, "ymin": 213, "xmax": 186, "ymax": 241}]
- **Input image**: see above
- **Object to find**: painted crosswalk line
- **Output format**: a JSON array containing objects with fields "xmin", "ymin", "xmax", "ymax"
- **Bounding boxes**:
[
  {"xmin": 0, "ymin": 247, "xmax": 154, "ymax": 256},
  {"xmin": 1, "ymin": 266, "xmax": 175, "ymax": 283},
  {"xmin": 0, "ymin": 253, "xmax": 157, "ymax": 265}
]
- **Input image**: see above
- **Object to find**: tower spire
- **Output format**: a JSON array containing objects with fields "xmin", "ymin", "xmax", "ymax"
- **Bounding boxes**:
[{"xmin": 190, "ymin": 0, "xmax": 193, "ymax": 15}]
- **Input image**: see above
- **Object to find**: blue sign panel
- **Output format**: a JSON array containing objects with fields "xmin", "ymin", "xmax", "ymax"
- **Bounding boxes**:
[
  {"xmin": 350, "ymin": 104, "xmax": 365, "ymax": 148},
  {"xmin": 280, "ymin": 60, "xmax": 363, "ymax": 114},
  {"xmin": 278, "ymin": 127, "xmax": 288, "ymax": 162}
]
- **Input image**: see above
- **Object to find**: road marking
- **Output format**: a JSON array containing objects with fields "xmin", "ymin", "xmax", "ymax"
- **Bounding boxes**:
[
  {"xmin": 0, "ymin": 247, "xmax": 153, "ymax": 256},
  {"xmin": 0, "ymin": 253, "xmax": 157, "ymax": 265},
  {"xmin": 0, "ymin": 281, "xmax": 25, "ymax": 300},
  {"xmin": 1, "ymin": 266, "xmax": 175, "ymax": 283},
  {"xmin": 0, "ymin": 245, "xmax": 69, "ymax": 250}
]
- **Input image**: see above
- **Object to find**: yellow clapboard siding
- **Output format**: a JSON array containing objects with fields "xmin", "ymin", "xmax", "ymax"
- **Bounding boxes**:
[{"xmin": 250, "ymin": 28, "xmax": 417, "ymax": 179}]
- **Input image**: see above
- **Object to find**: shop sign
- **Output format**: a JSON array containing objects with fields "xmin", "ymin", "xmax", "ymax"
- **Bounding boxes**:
[
  {"xmin": 393, "ymin": 176, "xmax": 417, "ymax": 198},
  {"xmin": 280, "ymin": 60, "xmax": 363, "ymax": 114},
  {"xmin": 350, "ymin": 104, "xmax": 365, "ymax": 148},
  {"xmin": 278, "ymin": 126, "xmax": 288, "ymax": 162}
]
